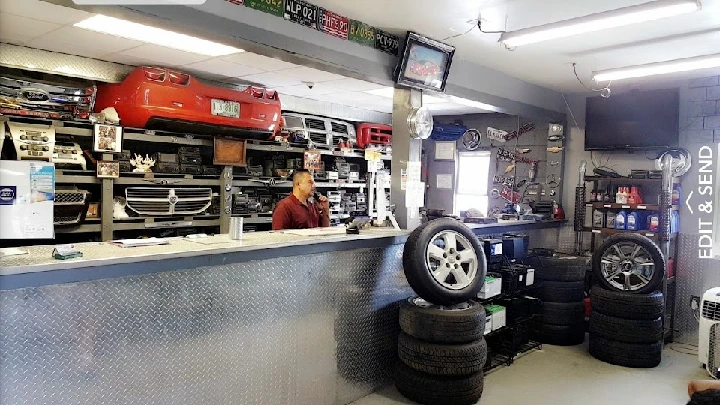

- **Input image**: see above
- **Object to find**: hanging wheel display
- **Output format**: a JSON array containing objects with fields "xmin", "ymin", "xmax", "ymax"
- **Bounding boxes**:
[
  {"xmin": 592, "ymin": 234, "xmax": 665, "ymax": 294},
  {"xmin": 655, "ymin": 148, "xmax": 691, "ymax": 177},
  {"xmin": 403, "ymin": 218, "xmax": 487, "ymax": 305},
  {"xmin": 407, "ymin": 106, "xmax": 434, "ymax": 140},
  {"xmin": 461, "ymin": 129, "xmax": 482, "ymax": 150}
]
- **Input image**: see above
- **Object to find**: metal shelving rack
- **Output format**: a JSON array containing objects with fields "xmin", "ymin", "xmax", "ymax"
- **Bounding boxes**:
[
  {"xmin": 573, "ymin": 164, "xmax": 678, "ymax": 342},
  {"xmin": 2, "ymin": 115, "xmax": 391, "ymax": 241}
]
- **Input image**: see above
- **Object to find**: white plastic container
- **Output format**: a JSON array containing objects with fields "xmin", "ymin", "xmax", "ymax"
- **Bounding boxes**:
[{"xmin": 478, "ymin": 276, "xmax": 502, "ymax": 299}]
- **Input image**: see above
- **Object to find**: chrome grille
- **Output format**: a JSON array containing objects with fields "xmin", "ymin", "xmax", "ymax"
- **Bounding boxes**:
[
  {"xmin": 305, "ymin": 118, "xmax": 326, "ymax": 131},
  {"xmin": 55, "ymin": 189, "xmax": 89, "ymax": 205},
  {"xmin": 125, "ymin": 187, "xmax": 212, "ymax": 215},
  {"xmin": 330, "ymin": 122, "xmax": 349, "ymax": 134},
  {"xmin": 703, "ymin": 301, "xmax": 720, "ymax": 321},
  {"xmin": 309, "ymin": 133, "xmax": 329, "ymax": 145}
]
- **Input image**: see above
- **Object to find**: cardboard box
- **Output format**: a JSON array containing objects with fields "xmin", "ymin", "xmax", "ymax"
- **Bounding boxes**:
[
  {"xmin": 486, "ymin": 305, "xmax": 506, "ymax": 331},
  {"xmin": 478, "ymin": 276, "xmax": 502, "ymax": 299}
]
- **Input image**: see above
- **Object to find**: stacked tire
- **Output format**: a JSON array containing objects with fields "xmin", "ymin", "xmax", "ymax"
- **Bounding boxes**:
[
  {"xmin": 589, "ymin": 234, "xmax": 666, "ymax": 368},
  {"xmin": 525, "ymin": 255, "xmax": 589, "ymax": 346},
  {"xmin": 396, "ymin": 297, "xmax": 487, "ymax": 405}
]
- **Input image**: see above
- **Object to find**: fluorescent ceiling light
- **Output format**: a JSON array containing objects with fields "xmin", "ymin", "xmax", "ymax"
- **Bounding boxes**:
[
  {"xmin": 365, "ymin": 87, "xmax": 447, "ymax": 103},
  {"xmin": 499, "ymin": 0, "xmax": 701, "ymax": 47},
  {"xmin": 74, "ymin": 15, "xmax": 243, "ymax": 56},
  {"xmin": 593, "ymin": 53, "xmax": 720, "ymax": 81}
]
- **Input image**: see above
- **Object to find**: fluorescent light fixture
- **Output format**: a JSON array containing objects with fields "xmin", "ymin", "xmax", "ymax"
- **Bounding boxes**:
[
  {"xmin": 593, "ymin": 53, "xmax": 720, "ymax": 81},
  {"xmin": 74, "ymin": 15, "xmax": 243, "ymax": 56},
  {"xmin": 499, "ymin": 0, "xmax": 701, "ymax": 47}
]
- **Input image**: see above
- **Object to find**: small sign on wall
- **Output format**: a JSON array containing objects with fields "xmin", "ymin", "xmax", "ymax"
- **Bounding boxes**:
[
  {"xmin": 434, "ymin": 141, "xmax": 456, "ymax": 161},
  {"xmin": 436, "ymin": 174, "xmax": 453, "ymax": 189}
]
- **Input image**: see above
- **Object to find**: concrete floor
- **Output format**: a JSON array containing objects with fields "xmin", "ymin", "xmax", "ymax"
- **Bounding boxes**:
[{"xmin": 352, "ymin": 340, "xmax": 709, "ymax": 405}]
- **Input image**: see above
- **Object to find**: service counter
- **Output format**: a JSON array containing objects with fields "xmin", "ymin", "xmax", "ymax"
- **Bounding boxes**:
[{"xmin": 0, "ymin": 219, "xmax": 563, "ymax": 405}]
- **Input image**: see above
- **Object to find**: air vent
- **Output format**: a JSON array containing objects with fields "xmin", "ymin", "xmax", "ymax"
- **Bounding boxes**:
[
  {"xmin": 703, "ymin": 301, "xmax": 720, "ymax": 321},
  {"xmin": 55, "ymin": 190, "xmax": 89, "ymax": 204},
  {"xmin": 305, "ymin": 118, "xmax": 326, "ymax": 131},
  {"xmin": 710, "ymin": 324, "xmax": 719, "ymax": 374},
  {"xmin": 331, "ymin": 122, "xmax": 348, "ymax": 134}
]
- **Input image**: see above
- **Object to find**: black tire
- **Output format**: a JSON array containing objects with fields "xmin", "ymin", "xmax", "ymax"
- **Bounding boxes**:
[
  {"xmin": 542, "ymin": 301, "xmax": 586, "ymax": 325},
  {"xmin": 590, "ymin": 286, "xmax": 664, "ymax": 320},
  {"xmin": 398, "ymin": 332, "xmax": 487, "ymax": 376},
  {"xmin": 589, "ymin": 312, "xmax": 663, "ymax": 344},
  {"xmin": 538, "ymin": 323, "xmax": 586, "ymax": 346},
  {"xmin": 525, "ymin": 255, "xmax": 589, "ymax": 282},
  {"xmin": 399, "ymin": 297, "xmax": 485, "ymax": 344},
  {"xmin": 589, "ymin": 334, "xmax": 662, "ymax": 368},
  {"xmin": 592, "ymin": 234, "xmax": 665, "ymax": 294},
  {"xmin": 537, "ymin": 280, "xmax": 585, "ymax": 303},
  {"xmin": 395, "ymin": 361, "xmax": 484, "ymax": 405},
  {"xmin": 403, "ymin": 218, "xmax": 488, "ymax": 305}
]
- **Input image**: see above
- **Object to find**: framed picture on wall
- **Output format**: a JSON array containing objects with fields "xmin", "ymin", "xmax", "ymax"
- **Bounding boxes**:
[
  {"xmin": 93, "ymin": 124, "xmax": 122, "ymax": 153},
  {"xmin": 434, "ymin": 141, "xmax": 456, "ymax": 161}
]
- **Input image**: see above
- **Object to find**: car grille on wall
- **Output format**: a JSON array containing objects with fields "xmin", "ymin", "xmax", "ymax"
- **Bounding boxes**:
[
  {"xmin": 54, "ymin": 188, "xmax": 91, "ymax": 225},
  {"xmin": 125, "ymin": 187, "xmax": 213, "ymax": 216}
]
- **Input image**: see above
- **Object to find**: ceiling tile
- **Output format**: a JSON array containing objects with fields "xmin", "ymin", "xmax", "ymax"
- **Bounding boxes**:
[
  {"xmin": 25, "ymin": 27, "xmax": 144, "ymax": 59},
  {"xmin": 322, "ymin": 77, "xmax": 385, "ymax": 92},
  {"xmin": 184, "ymin": 58, "xmax": 263, "ymax": 78},
  {"xmin": 98, "ymin": 52, "xmax": 154, "ymax": 67},
  {"xmin": 276, "ymin": 83, "xmax": 345, "ymax": 96},
  {"xmin": 221, "ymin": 52, "xmax": 298, "ymax": 71},
  {"xmin": 0, "ymin": 32, "xmax": 33, "ymax": 45},
  {"xmin": 120, "ymin": 44, "xmax": 211, "ymax": 67},
  {"xmin": 275, "ymin": 66, "xmax": 346, "ymax": 82},
  {"xmin": 0, "ymin": 13, "xmax": 61, "ymax": 40},
  {"xmin": 0, "ymin": 0, "xmax": 91, "ymax": 25},
  {"xmin": 240, "ymin": 72, "xmax": 304, "ymax": 88}
]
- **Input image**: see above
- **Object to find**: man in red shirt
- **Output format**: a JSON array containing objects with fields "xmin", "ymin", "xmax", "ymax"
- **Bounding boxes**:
[{"xmin": 272, "ymin": 170, "xmax": 330, "ymax": 230}]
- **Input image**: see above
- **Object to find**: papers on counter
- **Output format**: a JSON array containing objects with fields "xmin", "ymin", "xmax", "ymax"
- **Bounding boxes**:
[
  {"xmin": 0, "ymin": 247, "xmax": 28, "ymax": 257},
  {"xmin": 280, "ymin": 227, "xmax": 348, "ymax": 237},
  {"xmin": 110, "ymin": 237, "xmax": 170, "ymax": 248}
]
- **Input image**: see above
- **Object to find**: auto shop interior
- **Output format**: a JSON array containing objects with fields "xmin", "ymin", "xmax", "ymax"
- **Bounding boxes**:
[{"xmin": 1, "ymin": 0, "xmax": 720, "ymax": 404}]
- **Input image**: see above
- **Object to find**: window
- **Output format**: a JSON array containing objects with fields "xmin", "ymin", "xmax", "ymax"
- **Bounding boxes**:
[{"xmin": 455, "ymin": 151, "xmax": 491, "ymax": 216}]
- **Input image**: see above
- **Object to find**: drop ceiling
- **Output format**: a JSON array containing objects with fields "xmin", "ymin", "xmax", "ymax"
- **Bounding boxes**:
[
  {"xmin": 308, "ymin": 0, "xmax": 720, "ymax": 92},
  {"xmin": 0, "ymin": 0, "xmax": 493, "ymax": 116}
]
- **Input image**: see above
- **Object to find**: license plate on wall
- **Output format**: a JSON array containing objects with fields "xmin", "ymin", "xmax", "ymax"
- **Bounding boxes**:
[
  {"xmin": 211, "ymin": 99, "xmax": 240, "ymax": 118},
  {"xmin": 318, "ymin": 8, "xmax": 349, "ymax": 39},
  {"xmin": 284, "ymin": 0, "xmax": 317, "ymax": 29}
]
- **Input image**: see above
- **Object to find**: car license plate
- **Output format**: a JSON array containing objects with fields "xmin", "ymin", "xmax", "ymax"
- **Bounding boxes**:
[{"xmin": 211, "ymin": 99, "xmax": 240, "ymax": 118}]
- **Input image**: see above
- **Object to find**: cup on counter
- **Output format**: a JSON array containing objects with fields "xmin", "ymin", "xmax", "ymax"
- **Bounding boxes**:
[{"xmin": 229, "ymin": 216, "xmax": 244, "ymax": 240}]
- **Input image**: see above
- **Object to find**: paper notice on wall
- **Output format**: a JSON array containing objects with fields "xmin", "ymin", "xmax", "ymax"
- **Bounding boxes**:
[
  {"xmin": 436, "ymin": 174, "xmax": 453, "ymax": 189},
  {"xmin": 434, "ymin": 141, "xmax": 456, "ymax": 160},
  {"xmin": 401, "ymin": 169, "xmax": 408, "ymax": 190},
  {"xmin": 405, "ymin": 181, "xmax": 425, "ymax": 208},
  {"xmin": 406, "ymin": 161, "xmax": 421, "ymax": 182}
]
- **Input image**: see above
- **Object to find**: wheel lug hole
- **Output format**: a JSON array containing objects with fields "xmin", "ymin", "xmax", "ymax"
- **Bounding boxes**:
[
  {"xmin": 443, "ymin": 253, "xmax": 447, "ymax": 258},
  {"xmin": 456, "ymin": 255, "xmax": 461, "ymax": 260}
]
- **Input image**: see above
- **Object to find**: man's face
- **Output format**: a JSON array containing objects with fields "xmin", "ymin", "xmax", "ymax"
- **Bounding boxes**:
[{"xmin": 296, "ymin": 173, "xmax": 316, "ymax": 198}]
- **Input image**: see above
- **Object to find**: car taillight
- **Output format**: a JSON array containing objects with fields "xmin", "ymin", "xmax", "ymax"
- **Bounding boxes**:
[
  {"xmin": 265, "ymin": 89, "xmax": 277, "ymax": 100},
  {"xmin": 250, "ymin": 86, "xmax": 264, "ymax": 98},
  {"xmin": 169, "ymin": 71, "xmax": 190, "ymax": 86},
  {"xmin": 143, "ymin": 67, "xmax": 166, "ymax": 82},
  {"xmin": 84, "ymin": 87, "xmax": 95, "ymax": 95}
]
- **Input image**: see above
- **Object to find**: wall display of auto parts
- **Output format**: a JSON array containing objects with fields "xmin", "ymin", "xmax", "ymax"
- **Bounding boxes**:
[{"xmin": 223, "ymin": 0, "xmax": 400, "ymax": 55}]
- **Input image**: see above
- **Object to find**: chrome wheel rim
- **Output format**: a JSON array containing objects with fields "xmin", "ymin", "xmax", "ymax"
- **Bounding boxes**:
[
  {"xmin": 425, "ymin": 230, "xmax": 478, "ymax": 290},
  {"xmin": 600, "ymin": 241, "xmax": 656, "ymax": 291}
]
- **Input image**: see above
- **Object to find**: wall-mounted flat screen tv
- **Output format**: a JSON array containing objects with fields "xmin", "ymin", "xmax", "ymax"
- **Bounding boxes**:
[
  {"xmin": 394, "ymin": 32, "xmax": 455, "ymax": 92},
  {"xmin": 585, "ymin": 88, "xmax": 680, "ymax": 151}
]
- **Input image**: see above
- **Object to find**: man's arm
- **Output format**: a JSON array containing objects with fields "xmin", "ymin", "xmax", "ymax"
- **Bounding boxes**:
[
  {"xmin": 272, "ymin": 202, "xmax": 292, "ymax": 230},
  {"xmin": 317, "ymin": 194, "xmax": 330, "ymax": 227}
]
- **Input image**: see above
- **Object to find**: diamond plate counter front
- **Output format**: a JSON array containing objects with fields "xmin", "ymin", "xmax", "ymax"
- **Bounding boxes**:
[{"xmin": 0, "ymin": 245, "xmax": 412, "ymax": 405}]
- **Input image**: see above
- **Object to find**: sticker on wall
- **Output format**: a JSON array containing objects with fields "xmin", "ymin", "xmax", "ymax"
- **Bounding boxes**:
[
  {"xmin": 436, "ymin": 174, "xmax": 453, "ymax": 190},
  {"xmin": 318, "ymin": 8, "xmax": 349, "ymax": 39},
  {"xmin": 349, "ymin": 20, "xmax": 375, "ymax": 47},
  {"xmin": 245, "ymin": 0, "xmax": 284, "ymax": 16},
  {"xmin": 284, "ymin": 0, "xmax": 318, "ymax": 29},
  {"xmin": 0, "ymin": 186, "xmax": 16, "ymax": 205}
]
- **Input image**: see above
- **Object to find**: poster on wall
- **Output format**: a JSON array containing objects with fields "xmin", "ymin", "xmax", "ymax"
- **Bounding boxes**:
[
  {"xmin": 0, "ymin": 161, "xmax": 54, "ymax": 240},
  {"xmin": 318, "ymin": 8, "xmax": 349, "ymax": 39},
  {"xmin": 245, "ymin": 0, "xmax": 284, "ymax": 16},
  {"xmin": 284, "ymin": 0, "xmax": 318, "ymax": 29},
  {"xmin": 349, "ymin": 20, "xmax": 375, "ymax": 47}
]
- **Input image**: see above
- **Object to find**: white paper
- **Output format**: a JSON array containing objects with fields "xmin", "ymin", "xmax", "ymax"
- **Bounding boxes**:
[
  {"xmin": 111, "ymin": 237, "xmax": 169, "ymax": 248},
  {"xmin": 0, "ymin": 248, "xmax": 28, "ymax": 257},
  {"xmin": 0, "ymin": 161, "xmax": 55, "ymax": 240},
  {"xmin": 405, "ymin": 181, "xmax": 425, "ymax": 208},
  {"xmin": 400, "ymin": 169, "xmax": 408, "ymax": 191},
  {"xmin": 436, "ymin": 174, "xmax": 453, "ymax": 189},
  {"xmin": 406, "ymin": 161, "xmax": 422, "ymax": 182},
  {"xmin": 280, "ymin": 227, "xmax": 348, "ymax": 236},
  {"xmin": 435, "ymin": 141, "xmax": 456, "ymax": 161}
]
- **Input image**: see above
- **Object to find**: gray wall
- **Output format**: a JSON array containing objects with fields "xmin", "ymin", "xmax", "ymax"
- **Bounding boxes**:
[
  {"xmin": 424, "ymin": 114, "xmax": 555, "ymax": 216},
  {"xmin": 559, "ymin": 76, "xmax": 720, "ymax": 343}
]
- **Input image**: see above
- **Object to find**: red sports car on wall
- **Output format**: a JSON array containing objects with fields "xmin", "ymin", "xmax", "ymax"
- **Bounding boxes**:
[{"xmin": 94, "ymin": 66, "xmax": 282, "ymax": 139}]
